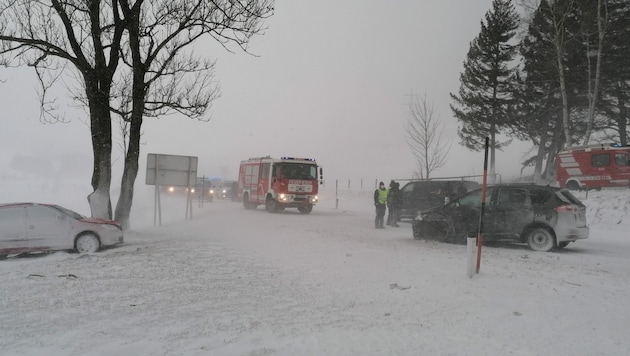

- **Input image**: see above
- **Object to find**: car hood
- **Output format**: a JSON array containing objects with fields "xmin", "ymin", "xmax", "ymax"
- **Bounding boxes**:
[
  {"xmin": 420, "ymin": 205, "xmax": 443, "ymax": 215},
  {"xmin": 80, "ymin": 217, "xmax": 120, "ymax": 226}
]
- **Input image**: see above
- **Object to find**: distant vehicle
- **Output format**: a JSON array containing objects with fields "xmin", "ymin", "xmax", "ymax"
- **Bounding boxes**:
[
  {"xmin": 411, "ymin": 184, "xmax": 589, "ymax": 252},
  {"xmin": 399, "ymin": 180, "xmax": 480, "ymax": 220},
  {"xmin": 238, "ymin": 156, "xmax": 323, "ymax": 214},
  {"xmin": 555, "ymin": 143, "xmax": 630, "ymax": 190},
  {"xmin": 217, "ymin": 180, "xmax": 237, "ymax": 200},
  {"xmin": 0, "ymin": 203, "xmax": 124, "ymax": 257},
  {"xmin": 218, "ymin": 187, "xmax": 231, "ymax": 200},
  {"xmin": 164, "ymin": 177, "xmax": 216, "ymax": 202}
]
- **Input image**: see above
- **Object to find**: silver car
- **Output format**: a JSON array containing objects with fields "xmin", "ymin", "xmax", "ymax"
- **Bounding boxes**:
[{"xmin": 0, "ymin": 203, "xmax": 123, "ymax": 256}]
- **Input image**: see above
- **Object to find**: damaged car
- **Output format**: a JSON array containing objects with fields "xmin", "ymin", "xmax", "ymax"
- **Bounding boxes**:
[{"xmin": 411, "ymin": 184, "xmax": 589, "ymax": 251}]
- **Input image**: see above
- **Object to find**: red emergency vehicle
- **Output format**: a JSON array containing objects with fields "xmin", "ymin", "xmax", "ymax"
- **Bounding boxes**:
[
  {"xmin": 238, "ymin": 156, "xmax": 322, "ymax": 213},
  {"xmin": 555, "ymin": 143, "xmax": 630, "ymax": 190}
]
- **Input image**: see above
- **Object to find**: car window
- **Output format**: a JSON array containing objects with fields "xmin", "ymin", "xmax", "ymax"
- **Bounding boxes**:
[
  {"xmin": 529, "ymin": 189, "xmax": 554, "ymax": 204},
  {"xmin": 591, "ymin": 153, "xmax": 610, "ymax": 167},
  {"xmin": 497, "ymin": 188, "xmax": 528, "ymax": 204},
  {"xmin": 459, "ymin": 187, "xmax": 493, "ymax": 208},
  {"xmin": 557, "ymin": 190, "xmax": 585, "ymax": 206},
  {"xmin": 26, "ymin": 206, "xmax": 63, "ymax": 220},
  {"xmin": 0, "ymin": 206, "xmax": 25, "ymax": 221},
  {"xmin": 615, "ymin": 153, "xmax": 630, "ymax": 166}
]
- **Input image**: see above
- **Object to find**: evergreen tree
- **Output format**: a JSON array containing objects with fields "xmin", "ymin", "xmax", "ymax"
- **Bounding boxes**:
[
  {"xmin": 512, "ymin": 0, "xmax": 567, "ymax": 181},
  {"xmin": 450, "ymin": 0, "xmax": 520, "ymax": 180},
  {"xmin": 597, "ymin": 0, "xmax": 630, "ymax": 145}
]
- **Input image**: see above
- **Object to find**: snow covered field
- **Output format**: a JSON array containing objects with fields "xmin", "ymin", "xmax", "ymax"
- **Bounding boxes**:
[{"xmin": 1, "ymin": 185, "xmax": 629, "ymax": 355}]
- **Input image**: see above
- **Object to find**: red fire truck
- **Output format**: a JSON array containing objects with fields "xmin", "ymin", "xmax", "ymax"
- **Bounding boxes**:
[
  {"xmin": 238, "ymin": 156, "xmax": 323, "ymax": 213},
  {"xmin": 555, "ymin": 143, "xmax": 630, "ymax": 190}
]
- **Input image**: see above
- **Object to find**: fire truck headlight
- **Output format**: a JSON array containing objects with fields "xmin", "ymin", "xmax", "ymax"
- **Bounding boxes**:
[
  {"xmin": 311, "ymin": 195, "xmax": 318, "ymax": 203},
  {"xmin": 278, "ymin": 194, "xmax": 287, "ymax": 202},
  {"xmin": 168, "ymin": 187, "xmax": 175, "ymax": 193}
]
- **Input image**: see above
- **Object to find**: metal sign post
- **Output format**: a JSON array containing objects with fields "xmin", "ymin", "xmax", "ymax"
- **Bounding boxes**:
[{"xmin": 146, "ymin": 153, "xmax": 198, "ymax": 225}]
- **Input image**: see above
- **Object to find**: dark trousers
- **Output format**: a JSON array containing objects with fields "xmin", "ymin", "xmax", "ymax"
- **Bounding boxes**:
[
  {"xmin": 375, "ymin": 204, "xmax": 386, "ymax": 228},
  {"xmin": 387, "ymin": 205, "xmax": 399, "ymax": 226}
]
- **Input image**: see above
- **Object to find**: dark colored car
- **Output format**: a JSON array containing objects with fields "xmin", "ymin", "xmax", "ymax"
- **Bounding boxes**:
[
  {"xmin": 0, "ymin": 202, "xmax": 124, "ymax": 257},
  {"xmin": 399, "ymin": 180, "xmax": 480, "ymax": 220},
  {"xmin": 411, "ymin": 184, "xmax": 589, "ymax": 251}
]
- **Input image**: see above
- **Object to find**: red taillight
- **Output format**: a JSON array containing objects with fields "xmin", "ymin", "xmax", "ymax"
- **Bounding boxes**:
[{"xmin": 555, "ymin": 204, "xmax": 579, "ymax": 213}]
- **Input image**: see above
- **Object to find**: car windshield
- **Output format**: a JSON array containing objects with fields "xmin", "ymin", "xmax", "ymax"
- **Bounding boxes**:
[
  {"xmin": 282, "ymin": 164, "xmax": 317, "ymax": 180},
  {"xmin": 51, "ymin": 205, "xmax": 85, "ymax": 219}
]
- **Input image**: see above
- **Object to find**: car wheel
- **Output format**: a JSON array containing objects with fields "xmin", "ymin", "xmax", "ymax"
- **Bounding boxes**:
[
  {"xmin": 556, "ymin": 241, "xmax": 570, "ymax": 249},
  {"xmin": 298, "ymin": 205, "xmax": 313, "ymax": 214},
  {"xmin": 431, "ymin": 222, "xmax": 450, "ymax": 242},
  {"xmin": 526, "ymin": 227, "xmax": 555, "ymax": 252},
  {"xmin": 76, "ymin": 234, "xmax": 100, "ymax": 254}
]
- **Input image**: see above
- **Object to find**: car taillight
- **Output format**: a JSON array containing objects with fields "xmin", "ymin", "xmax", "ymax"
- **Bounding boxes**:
[{"xmin": 555, "ymin": 204, "xmax": 579, "ymax": 213}]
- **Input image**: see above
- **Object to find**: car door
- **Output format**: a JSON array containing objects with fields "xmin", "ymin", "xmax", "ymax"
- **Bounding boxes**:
[
  {"xmin": 400, "ymin": 182, "xmax": 416, "ymax": 218},
  {"xmin": 0, "ymin": 206, "xmax": 28, "ymax": 251},
  {"xmin": 25, "ymin": 205, "xmax": 73, "ymax": 250},
  {"xmin": 448, "ymin": 187, "xmax": 494, "ymax": 237},
  {"xmin": 490, "ymin": 187, "xmax": 534, "ymax": 239}
]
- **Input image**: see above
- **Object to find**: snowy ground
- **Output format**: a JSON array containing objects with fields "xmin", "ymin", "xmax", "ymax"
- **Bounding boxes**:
[{"xmin": 1, "ymin": 184, "xmax": 629, "ymax": 355}]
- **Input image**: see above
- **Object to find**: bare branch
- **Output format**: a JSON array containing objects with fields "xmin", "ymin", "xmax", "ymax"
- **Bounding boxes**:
[{"xmin": 405, "ymin": 91, "xmax": 451, "ymax": 179}]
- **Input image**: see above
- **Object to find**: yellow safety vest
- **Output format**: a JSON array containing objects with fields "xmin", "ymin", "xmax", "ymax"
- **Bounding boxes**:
[{"xmin": 377, "ymin": 188, "xmax": 388, "ymax": 205}]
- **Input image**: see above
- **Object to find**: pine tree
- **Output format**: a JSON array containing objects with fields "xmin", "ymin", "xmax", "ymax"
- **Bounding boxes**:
[
  {"xmin": 597, "ymin": 0, "xmax": 630, "ymax": 145},
  {"xmin": 450, "ymin": 0, "xmax": 520, "ymax": 180},
  {"xmin": 512, "ymin": 0, "xmax": 567, "ymax": 181}
]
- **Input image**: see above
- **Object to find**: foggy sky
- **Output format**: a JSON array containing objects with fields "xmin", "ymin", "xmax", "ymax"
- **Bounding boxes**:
[{"xmin": 1, "ymin": 0, "xmax": 532, "ymax": 189}]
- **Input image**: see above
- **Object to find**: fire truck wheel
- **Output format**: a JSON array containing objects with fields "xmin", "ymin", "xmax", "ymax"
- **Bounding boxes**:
[
  {"xmin": 566, "ymin": 181, "xmax": 580, "ymax": 191},
  {"xmin": 243, "ymin": 193, "xmax": 255, "ymax": 209},
  {"xmin": 298, "ymin": 205, "xmax": 313, "ymax": 214},
  {"xmin": 265, "ymin": 197, "xmax": 279, "ymax": 213}
]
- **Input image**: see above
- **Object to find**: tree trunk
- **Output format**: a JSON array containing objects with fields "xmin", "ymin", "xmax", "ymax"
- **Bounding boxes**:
[
  {"xmin": 489, "ymin": 124, "xmax": 497, "ymax": 184},
  {"xmin": 115, "ymin": 116, "xmax": 142, "ymax": 231},
  {"xmin": 86, "ymin": 89, "xmax": 113, "ymax": 219},
  {"xmin": 583, "ymin": 0, "xmax": 606, "ymax": 145},
  {"xmin": 615, "ymin": 81, "xmax": 628, "ymax": 146},
  {"xmin": 544, "ymin": 116, "xmax": 565, "ymax": 181},
  {"xmin": 556, "ymin": 38, "xmax": 571, "ymax": 146},
  {"xmin": 533, "ymin": 130, "xmax": 549, "ymax": 183}
]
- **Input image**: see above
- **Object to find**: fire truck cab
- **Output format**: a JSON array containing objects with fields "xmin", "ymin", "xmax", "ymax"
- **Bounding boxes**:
[
  {"xmin": 555, "ymin": 143, "xmax": 630, "ymax": 190},
  {"xmin": 238, "ymin": 156, "xmax": 323, "ymax": 214}
]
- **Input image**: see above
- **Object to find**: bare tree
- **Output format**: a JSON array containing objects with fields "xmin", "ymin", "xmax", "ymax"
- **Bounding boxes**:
[
  {"xmin": 0, "ymin": 0, "xmax": 125, "ymax": 219},
  {"xmin": 111, "ymin": 0, "xmax": 273, "ymax": 230},
  {"xmin": 1, "ymin": 0, "xmax": 274, "ymax": 229},
  {"xmin": 405, "ymin": 92, "xmax": 451, "ymax": 179}
]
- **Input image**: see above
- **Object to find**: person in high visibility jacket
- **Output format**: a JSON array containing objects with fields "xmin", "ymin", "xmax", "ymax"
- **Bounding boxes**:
[{"xmin": 373, "ymin": 181, "xmax": 388, "ymax": 229}]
